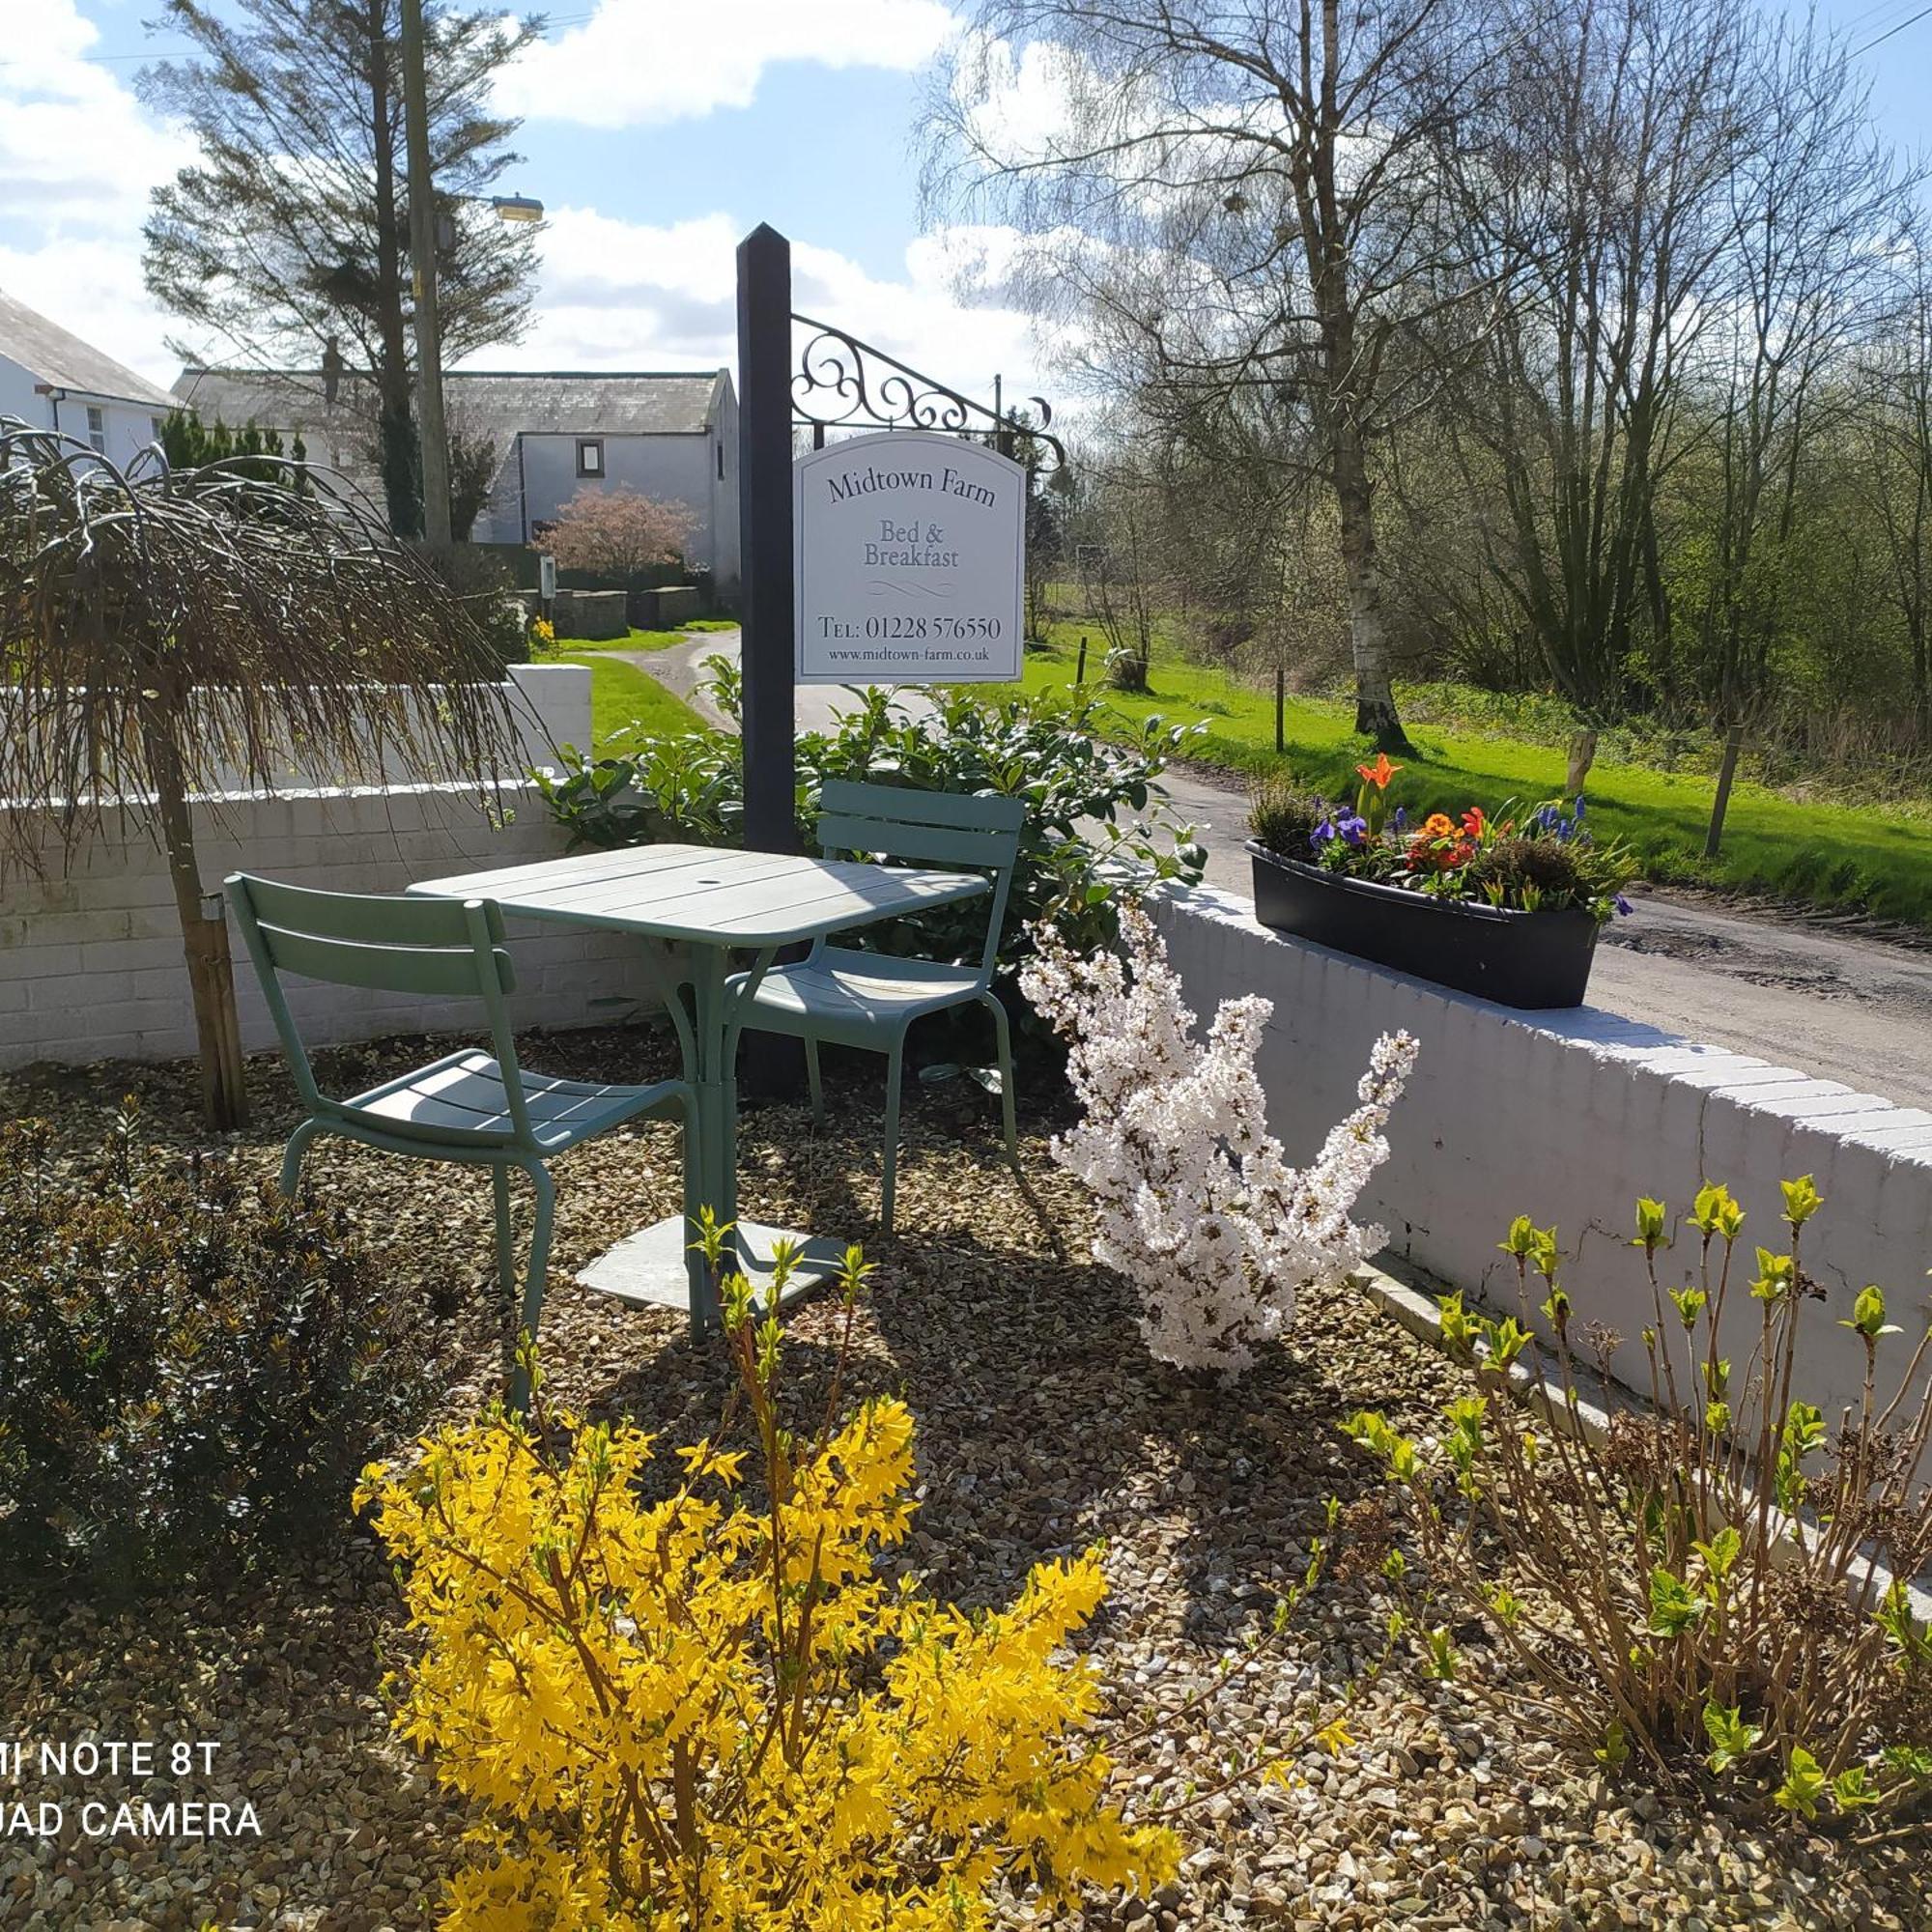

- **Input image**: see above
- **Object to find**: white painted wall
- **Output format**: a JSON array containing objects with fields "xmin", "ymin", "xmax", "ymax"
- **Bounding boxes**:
[
  {"xmin": 0, "ymin": 360, "xmax": 168, "ymax": 470},
  {"xmin": 1152, "ymin": 885, "xmax": 1932, "ymax": 1429},
  {"xmin": 491, "ymin": 430, "xmax": 739, "ymax": 585},
  {"xmin": 0, "ymin": 663, "xmax": 604, "ymax": 1069},
  {"xmin": 0, "ymin": 663, "xmax": 584, "ymax": 797},
  {"xmin": 0, "ymin": 781, "xmax": 654, "ymax": 1070}
]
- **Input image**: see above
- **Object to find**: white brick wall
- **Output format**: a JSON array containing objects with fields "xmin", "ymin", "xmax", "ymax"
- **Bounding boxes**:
[
  {"xmin": 0, "ymin": 781, "xmax": 658, "ymax": 1069},
  {"xmin": 0, "ymin": 662, "xmax": 585, "ymax": 794},
  {"xmin": 1153, "ymin": 886, "xmax": 1932, "ymax": 1426},
  {"xmin": 0, "ymin": 661, "xmax": 657, "ymax": 1068}
]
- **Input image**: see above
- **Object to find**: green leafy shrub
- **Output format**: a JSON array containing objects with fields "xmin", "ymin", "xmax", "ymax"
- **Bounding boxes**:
[
  {"xmin": 0, "ymin": 1103, "xmax": 434, "ymax": 1596},
  {"xmin": 1343, "ymin": 1179, "xmax": 1932, "ymax": 1822},
  {"xmin": 533, "ymin": 683, "xmax": 1207, "ymax": 970}
]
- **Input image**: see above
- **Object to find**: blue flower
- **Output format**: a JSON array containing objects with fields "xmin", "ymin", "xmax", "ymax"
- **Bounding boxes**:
[
  {"xmin": 1392, "ymin": 805, "xmax": 1407, "ymax": 832},
  {"xmin": 1310, "ymin": 818, "xmax": 1336, "ymax": 849},
  {"xmin": 1338, "ymin": 812, "xmax": 1369, "ymax": 847},
  {"xmin": 1574, "ymin": 794, "xmax": 1587, "ymax": 820},
  {"xmin": 1614, "ymin": 893, "xmax": 1634, "ymax": 917}
]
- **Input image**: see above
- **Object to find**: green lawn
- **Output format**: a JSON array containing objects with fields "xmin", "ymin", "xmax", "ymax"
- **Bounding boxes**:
[
  {"xmin": 554, "ymin": 651, "xmax": 706, "ymax": 755},
  {"xmin": 1005, "ymin": 631, "xmax": 1932, "ymax": 928},
  {"xmin": 552, "ymin": 626, "xmax": 703, "ymax": 653}
]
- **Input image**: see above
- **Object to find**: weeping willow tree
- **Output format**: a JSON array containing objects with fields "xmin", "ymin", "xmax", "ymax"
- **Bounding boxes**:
[{"xmin": 0, "ymin": 419, "xmax": 518, "ymax": 1128}]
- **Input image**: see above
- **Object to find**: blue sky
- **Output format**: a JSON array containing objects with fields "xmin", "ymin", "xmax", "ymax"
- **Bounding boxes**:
[{"xmin": 4, "ymin": 0, "xmax": 1928, "ymax": 404}]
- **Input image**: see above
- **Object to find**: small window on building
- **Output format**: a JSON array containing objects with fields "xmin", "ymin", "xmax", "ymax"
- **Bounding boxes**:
[
  {"xmin": 576, "ymin": 438, "xmax": 604, "ymax": 477},
  {"xmin": 86, "ymin": 406, "xmax": 106, "ymax": 454},
  {"xmin": 151, "ymin": 416, "xmax": 164, "ymax": 441},
  {"xmin": 716, "ymin": 440, "xmax": 724, "ymax": 481}
]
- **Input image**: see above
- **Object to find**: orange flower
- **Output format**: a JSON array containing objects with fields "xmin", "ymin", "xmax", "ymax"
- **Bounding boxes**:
[
  {"xmin": 1355, "ymin": 753, "xmax": 1403, "ymax": 791},
  {"xmin": 1416, "ymin": 812, "xmax": 1456, "ymax": 839}
]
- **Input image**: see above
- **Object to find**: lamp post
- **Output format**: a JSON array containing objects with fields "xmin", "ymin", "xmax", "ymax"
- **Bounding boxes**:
[{"xmin": 398, "ymin": 0, "xmax": 541, "ymax": 552}]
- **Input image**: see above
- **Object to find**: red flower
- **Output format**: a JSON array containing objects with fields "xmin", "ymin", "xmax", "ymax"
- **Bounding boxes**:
[
  {"xmin": 1460, "ymin": 807, "xmax": 1487, "ymax": 838},
  {"xmin": 1355, "ymin": 753, "xmax": 1403, "ymax": 791}
]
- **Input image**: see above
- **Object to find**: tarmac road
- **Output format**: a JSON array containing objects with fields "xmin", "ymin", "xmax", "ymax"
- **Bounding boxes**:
[{"xmin": 630, "ymin": 632, "xmax": 1932, "ymax": 1115}]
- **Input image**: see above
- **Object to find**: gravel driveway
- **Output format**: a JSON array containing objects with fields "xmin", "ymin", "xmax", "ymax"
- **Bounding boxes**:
[{"xmin": 1, "ymin": 1037, "xmax": 1920, "ymax": 1930}]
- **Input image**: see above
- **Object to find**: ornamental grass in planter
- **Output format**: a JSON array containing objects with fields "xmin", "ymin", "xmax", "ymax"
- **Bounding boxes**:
[
  {"xmin": 1247, "ymin": 757, "xmax": 1636, "ymax": 1008},
  {"xmin": 1343, "ymin": 1179, "xmax": 1932, "ymax": 1828}
]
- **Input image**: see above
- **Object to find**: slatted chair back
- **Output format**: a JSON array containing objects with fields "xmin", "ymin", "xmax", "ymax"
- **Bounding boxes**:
[
  {"xmin": 813, "ymin": 780, "xmax": 1025, "ymax": 978},
  {"xmin": 227, "ymin": 873, "xmax": 536, "ymax": 1148}
]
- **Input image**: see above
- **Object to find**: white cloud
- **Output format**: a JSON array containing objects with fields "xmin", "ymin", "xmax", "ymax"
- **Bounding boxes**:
[
  {"xmin": 0, "ymin": 1, "xmax": 196, "ymax": 385},
  {"xmin": 497, "ymin": 0, "xmax": 957, "ymax": 130},
  {"xmin": 485, "ymin": 203, "xmax": 1071, "ymax": 417},
  {"xmin": 0, "ymin": 6, "xmax": 1079, "ymax": 421}
]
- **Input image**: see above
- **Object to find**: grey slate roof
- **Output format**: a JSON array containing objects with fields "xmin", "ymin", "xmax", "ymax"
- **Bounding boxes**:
[
  {"xmin": 0, "ymin": 289, "xmax": 175, "ymax": 409},
  {"xmin": 443, "ymin": 369, "xmax": 726, "ymax": 436},
  {"xmin": 170, "ymin": 366, "xmax": 728, "ymax": 440}
]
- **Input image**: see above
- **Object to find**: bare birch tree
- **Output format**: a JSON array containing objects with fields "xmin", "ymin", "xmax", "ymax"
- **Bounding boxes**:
[
  {"xmin": 1437, "ymin": 0, "xmax": 1764, "ymax": 789},
  {"xmin": 932, "ymin": 0, "xmax": 1501, "ymax": 751}
]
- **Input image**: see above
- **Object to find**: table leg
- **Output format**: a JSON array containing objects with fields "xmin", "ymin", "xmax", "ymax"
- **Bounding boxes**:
[
  {"xmin": 688, "ymin": 944, "xmax": 735, "ymax": 1331},
  {"xmin": 573, "ymin": 939, "xmax": 843, "ymax": 1331}
]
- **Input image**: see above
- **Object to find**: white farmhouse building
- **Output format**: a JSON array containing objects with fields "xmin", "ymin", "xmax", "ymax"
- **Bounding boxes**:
[
  {"xmin": 0, "ymin": 290, "xmax": 176, "ymax": 467},
  {"xmin": 171, "ymin": 364, "xmax": 741, "ymax": 596}
]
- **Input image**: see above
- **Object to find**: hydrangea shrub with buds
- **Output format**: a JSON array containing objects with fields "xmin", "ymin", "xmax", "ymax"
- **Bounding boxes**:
[{"xmin": 1019, "ymin": 901, "xmax": 1417, "ymax": 1375}]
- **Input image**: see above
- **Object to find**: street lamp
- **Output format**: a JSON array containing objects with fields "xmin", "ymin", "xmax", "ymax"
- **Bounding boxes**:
[
  {"xmin": 436, "ymin": 195, "xmax": 548, "ymax": 253},
  {"xmin": 399, "ymin": 0, "xmax": 543, "ymax": 551}
]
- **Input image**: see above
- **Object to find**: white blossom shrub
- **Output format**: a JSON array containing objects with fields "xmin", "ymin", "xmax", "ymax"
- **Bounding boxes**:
[{"xmin": 1020, "ymin": 902, "xmax": 1418, "ymax": 1375}]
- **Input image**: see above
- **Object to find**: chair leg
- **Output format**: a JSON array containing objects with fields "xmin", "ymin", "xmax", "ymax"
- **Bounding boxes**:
[
  {"xmin": 880, "ymin": 1037, "xmax": 905, "ymax": 1235},
  {"xmin": 981, "ymin": 991, "xmax": 1020, "ymax": 1171},
  {"xmin": 804, "ymin": 1036, "xmax": 825, "ymax": 1129},
  {"xmin": 508, "ymin": 1164, "xmax": 556, "ymax": 1414},
  {"xmin": 278, "ymin": 1118, "xmax": 321, "ymax": 1197},
  {"xmin": 493, "ymin": 1166, "xmax": 515, "ymax": 1306}
]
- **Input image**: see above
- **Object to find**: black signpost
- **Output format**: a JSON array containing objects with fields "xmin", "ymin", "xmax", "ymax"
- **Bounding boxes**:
[
  {"xmin": 731, "ymin": 218, "xmax": 1068, "ymax": 864},
  {"xmin": 735, "ymin": 223, "xmax": 799, "ymax": 857}
]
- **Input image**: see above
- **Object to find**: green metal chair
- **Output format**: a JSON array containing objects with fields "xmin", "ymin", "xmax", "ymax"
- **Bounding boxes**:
[
  {"xmin": 727, "ymin": 781, "xmax": 1025, "ymax": 1232},
  {"xmin": 227, "ymin": 874, "xmax": 691, "ymax": 1404}
]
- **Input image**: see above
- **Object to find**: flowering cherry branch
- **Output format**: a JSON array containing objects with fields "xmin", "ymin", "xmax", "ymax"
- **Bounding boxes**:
[{"xmin": 1020, "ymin": 901, "xmax": 1418, "ymax": 1376}]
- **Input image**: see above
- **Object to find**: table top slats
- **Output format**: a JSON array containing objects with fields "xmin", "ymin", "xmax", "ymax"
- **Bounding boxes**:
[{"xmin": 408, "ymin": 841, "xmax": 987, "ymax": 947}]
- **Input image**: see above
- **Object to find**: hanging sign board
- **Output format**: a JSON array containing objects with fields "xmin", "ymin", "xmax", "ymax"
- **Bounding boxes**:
[{"xmin": 793, "ymin": 429, "xmax": 1025, "ymax": 684}]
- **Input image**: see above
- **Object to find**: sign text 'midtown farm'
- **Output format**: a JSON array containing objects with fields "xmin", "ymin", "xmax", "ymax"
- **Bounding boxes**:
[
  {"xmin": 823, "ymin": 461, "xmax": 999, "ymax": 509},
  {"xmin": 794, "ymin": 429, "xmax": 1026, "ymax": 685}
]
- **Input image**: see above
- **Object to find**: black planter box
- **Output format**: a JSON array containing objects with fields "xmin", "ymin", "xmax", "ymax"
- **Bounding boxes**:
[{"xmin": 1246, "ymin": 842, "xmax": 1601, "ymax": 1009}]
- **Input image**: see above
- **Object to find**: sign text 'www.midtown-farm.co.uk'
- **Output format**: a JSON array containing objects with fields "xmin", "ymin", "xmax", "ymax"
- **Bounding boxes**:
[{"xmin": 793, "ymin": 430, "xmax": 1025, "ymax": 684}]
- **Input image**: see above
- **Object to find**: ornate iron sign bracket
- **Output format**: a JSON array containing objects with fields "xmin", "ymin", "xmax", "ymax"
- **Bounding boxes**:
[{"xmin": 789, "ymin": 312, "xmax": 1067, "ymax": 471}]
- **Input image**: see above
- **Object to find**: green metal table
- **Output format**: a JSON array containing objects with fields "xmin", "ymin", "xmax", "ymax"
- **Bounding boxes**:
[{"xmin": 408, "ymin": 842, "xmax": 988, "ymax": 1329}]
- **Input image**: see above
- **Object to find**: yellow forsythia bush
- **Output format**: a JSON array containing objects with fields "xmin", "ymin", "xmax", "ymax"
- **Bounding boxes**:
[{"xmin": 359, "ymin": 1243, "xmax": 1179, "ymax": 1931}]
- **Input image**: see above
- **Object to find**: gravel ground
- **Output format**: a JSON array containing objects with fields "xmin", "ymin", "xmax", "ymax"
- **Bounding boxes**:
[{"xmin": 1, "ymin": 1029, "xmax": 1925, "ymax": 1931}]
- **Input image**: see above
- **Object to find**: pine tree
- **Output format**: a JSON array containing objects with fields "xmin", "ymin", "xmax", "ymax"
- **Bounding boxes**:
[{"xmin": 139, "ymin": 0, "xmax": 541, "ymax": 538}]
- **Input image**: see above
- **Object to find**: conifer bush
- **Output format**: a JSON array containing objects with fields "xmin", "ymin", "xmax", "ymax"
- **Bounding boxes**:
[{"xmin": 0, "ymin": 1101, "xmax": 431, "ymax": 1595}]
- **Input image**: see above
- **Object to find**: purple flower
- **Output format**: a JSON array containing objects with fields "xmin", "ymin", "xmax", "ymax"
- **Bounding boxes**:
[
  {"xmin": 1338, "ymin": 812, "xmax": 1369, "ymax": 847},
  {"xmin": 1614, "ymin": 893, "xmax": 1634, "ymax": 917},
  {"xmin": 1574, "ymin": 794, "xmax": 1587, "ymax": 820},
  {"xmin": 1310, "ymin": 818, "xmax": 1336, "ymax": 849},
  {"xmin": 1392, "ymin": 804, "xmax": 1407, "ymax": 832}
]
